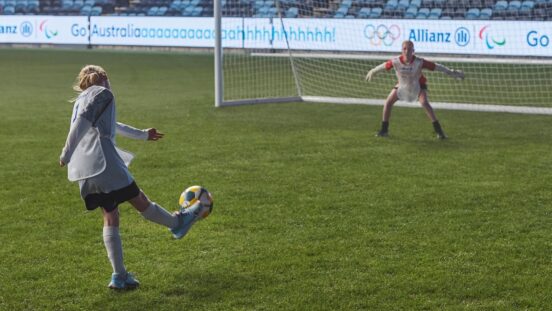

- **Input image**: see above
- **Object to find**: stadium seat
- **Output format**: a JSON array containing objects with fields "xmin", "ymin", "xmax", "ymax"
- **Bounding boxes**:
[
  {"xmin": 90, "ymin": 5, "xmax": 101, "ymax": 15},
  {"xmin": 61, "ymin": 0, "xmax": 72, "ymax": 9},
  {"xmin": 157, "ymin": 5, "xmax": 167, "ymax": 15},
  {"xmin": 416, "ymin": 7, "xmax": 429, "ymax": 17},
  {"xmin": 253, "ymin": 0, "xmax": 263, "ymax": 9},
  {"xmin": 521, "ymin": 0, "xmax": 535, "ymax": 10},
  {"xmin": 428, "ymin": 7, "xmax": 441, "ymax": 18},
  {"xmin": 80, "ymin": 4, "xmax": 91, "ymax": 14},
  {"xmin": 368, "ymin": 6, "xmax": 382, "ymax": 17},
  {"xmin": 479, "ymin": 7, "xmax": 492, "ymax": 18},
  {"xmin": 410, "ymin": 0, "xmax": 421, "ymax": 8},
  {"xmin": 285, "ymin": 6, "xmax": 298, "ymax": 17},
  {"xmin": 14, "ymin": 1, "xmax": 26, "ymax": 13},
  {"xmin": 257, "ymin": 6, "xmax": 269, "ymax": 16},
  {"xmin": 357, "ymin": 7, "xmax": 370, "ymax": 18},
  {"xmin": 465, "ymin": 7, "xmax": 480, "ymax": 18},
  {"xmin": 335, "ymin": 6, "xmax": 348, "ymax": 16},
  {"xmin": 508, "ymin": 0, "xmax": 522, "ymax": 10},
  {"xmin": 146, "ymin": 5, "xmax": 158, "ymax": 15},
  {"xmin": 169, "ymin": 0, "xmax": 180, "ymax": 9},
  {"xmin": 3, "ymin": 4, "xmax": 14, "ymax": 13},
  {"xmin": 26, "ymin": 0, "xmax": 38, "ymax": 13},
  {"xmin": 404, "ymin": 5, "xmax": 417, "ymax": 17},
  {"xmin": 181, "ymin": 5, "xmax": 193, "ymax": 15},
  {"xmin": 397, "ymin": 0, "xmax": 409, "ymax": 10},
  {"xmin": 384, "ymin": 0, "xmax": 398, "ymax": 10},
  {"xmin": 72, "ymin": 0, "xmax": 83, "ymax": 10},
  {"xmin": 494, "ymin": 0, "xmax": 508, "ymax": 10},
  {"xmin": 342, "ymin": 0, "xmax": 353, "ymax": 8}
]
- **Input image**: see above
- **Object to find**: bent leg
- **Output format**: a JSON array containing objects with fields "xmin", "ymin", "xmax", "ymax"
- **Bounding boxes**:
[
  {"xmin": 418, "ymin": 90, "xmax": 437, "ymax": 122},
  {"xmin": 129, "ymin": 190, "xmax": 178, "ymax": 229},
  {"xmin": 419, "ymin": 91, "xmax": 446, "ymax": 139},
  {"xmin": 383, "ymin": 88, "xmax": 399, "ymax": 122},
  {"xmin": 377, "ymin": 88, "xmax": 398, "ymax": 136}
]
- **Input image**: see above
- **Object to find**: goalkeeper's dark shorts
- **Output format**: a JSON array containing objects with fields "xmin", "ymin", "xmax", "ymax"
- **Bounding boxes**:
[{"xmin": 83, "ymin": 181, "xmax": 140, "ymax": 213}]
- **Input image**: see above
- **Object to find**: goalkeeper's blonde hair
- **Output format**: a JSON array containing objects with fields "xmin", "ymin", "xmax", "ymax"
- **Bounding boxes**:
[{"xmin": 73, "ymin": 65, "xmax": 108, "ymax": 92}]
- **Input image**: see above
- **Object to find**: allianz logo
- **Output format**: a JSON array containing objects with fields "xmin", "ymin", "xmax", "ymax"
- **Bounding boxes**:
[
  {"xmin": 0, "ymin": 24, "xmax": 18, "ymax": 34},
  {"xmin": 409, "ymin": 29, "xmax": 451, "ymax": 43}
]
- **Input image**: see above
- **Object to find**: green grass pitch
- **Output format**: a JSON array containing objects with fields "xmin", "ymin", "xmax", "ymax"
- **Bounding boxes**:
[{"xmin": 0, "ymin": 48, "xmax": 551, "ymax": 310}]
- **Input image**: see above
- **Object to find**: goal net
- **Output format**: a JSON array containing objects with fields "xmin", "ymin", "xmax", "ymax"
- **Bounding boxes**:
[{"xmin": 215, "ymin": 0, "xmax": 552, "ymax": 114}]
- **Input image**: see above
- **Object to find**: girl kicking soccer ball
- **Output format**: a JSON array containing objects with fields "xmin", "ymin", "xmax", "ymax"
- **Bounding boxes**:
[
  {"xmin": 60, "ymin": 65, "xmax": 207, "ymax": 290},
  {"xmin": 366, "ymin": 40, "xmax": 464, "ymax": 139}
]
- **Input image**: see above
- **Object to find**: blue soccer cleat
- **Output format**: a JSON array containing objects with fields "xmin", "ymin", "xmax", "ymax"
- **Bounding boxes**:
[
  {"xmin": 108, "ymin": 272, "xmax": 140, "ymax": 290},
  {"xmin": 170, "ymin": 201, "xmax": 204, "ymax": 239}
]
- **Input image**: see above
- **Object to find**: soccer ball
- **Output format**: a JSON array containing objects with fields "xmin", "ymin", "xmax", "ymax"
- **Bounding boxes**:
[{"xmin": 179, "ymin": 185, "xmax": 213, "ymax": 219}]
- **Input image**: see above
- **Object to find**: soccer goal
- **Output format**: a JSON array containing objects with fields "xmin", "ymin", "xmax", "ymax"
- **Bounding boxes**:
[{"xmin": 214, "ymin": 0, "xmax": 552, "ymax": 114}]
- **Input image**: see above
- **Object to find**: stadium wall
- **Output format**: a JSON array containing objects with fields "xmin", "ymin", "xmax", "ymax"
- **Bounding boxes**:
[{"xmin": 1, "ymin": 16, "xmax": 551, "ymax": 57}]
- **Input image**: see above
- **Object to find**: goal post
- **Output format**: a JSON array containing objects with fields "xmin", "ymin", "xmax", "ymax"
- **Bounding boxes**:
[{"xmin": 214, "ymin": 0, "xmax": 552, "ymax": 114}]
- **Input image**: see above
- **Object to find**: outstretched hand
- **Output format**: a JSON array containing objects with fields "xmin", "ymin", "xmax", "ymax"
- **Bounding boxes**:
[
  {"xmin": 453, "ymin": 70, "xmax": 465, "ymax": 80},
  {"xmin": 365, "ymin": 69, "xmax": 375, "ymax": 82},
  {"xmin": 147, "ymin": 128, "xmax": 164, "ymax": 141}
]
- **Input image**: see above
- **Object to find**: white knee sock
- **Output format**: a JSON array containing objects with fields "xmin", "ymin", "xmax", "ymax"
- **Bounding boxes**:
[
  {"xmin": 103, "ymin": 226, "xmax": 126, "ymax": 275},
  {"xmin": 141, "ymin": 202, "xmax": 178, "ymax": 229}
]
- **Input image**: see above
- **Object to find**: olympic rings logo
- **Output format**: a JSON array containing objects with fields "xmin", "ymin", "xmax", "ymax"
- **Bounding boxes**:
[{"xmin": 364, "ymin": 24, "xmax": 401, "ymax": 46}]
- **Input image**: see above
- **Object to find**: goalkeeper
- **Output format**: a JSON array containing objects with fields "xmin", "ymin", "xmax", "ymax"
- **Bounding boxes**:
[{"xmin": 365, "ymin": 40, "xmax": 464, "ymax": 139}]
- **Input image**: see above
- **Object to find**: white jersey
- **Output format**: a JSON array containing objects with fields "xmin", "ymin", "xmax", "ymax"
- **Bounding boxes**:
[
  {"xmin": 386, "ymin": 56, "xmax": 436, "ymax": 102},
  {"xmin": 60, "ymin": 85, "xmax": 148, "ymax": 198}
]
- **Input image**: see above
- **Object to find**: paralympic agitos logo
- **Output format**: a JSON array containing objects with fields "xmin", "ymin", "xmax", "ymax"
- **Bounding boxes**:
[
  {"xmin": 479, "ymin": 25, "xmax": 505, "ymax": 49},
  {"xmin": 39, "ymin": 20, "xmax": 58, "ymax": 39},
  {"xmin": 364, "ymin": 24, "xmax": 401, "ymax": 46}
]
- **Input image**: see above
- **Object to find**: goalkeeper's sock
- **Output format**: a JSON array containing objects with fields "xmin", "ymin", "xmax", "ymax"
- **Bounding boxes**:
[
  {"xmin": 380, "ymin": 121, "xmax": 389, "ymax": 133},
  {"xmin": 376, "ymin": 121, "xmax": 390, "ymax": 137},
  {"xmin": 432, "ymin": 121, "xmax": 447, "ymax": 139}
]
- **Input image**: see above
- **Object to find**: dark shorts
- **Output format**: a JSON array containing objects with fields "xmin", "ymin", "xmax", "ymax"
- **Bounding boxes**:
[{"xmin": 84, "ymin": 181, "xmax": 140, "ymax": 213}]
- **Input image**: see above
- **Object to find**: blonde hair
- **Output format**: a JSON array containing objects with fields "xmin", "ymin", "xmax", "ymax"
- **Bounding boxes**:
[{"xmin": 73, "ymin": 65, "xmax": 108, "ymax": 92}]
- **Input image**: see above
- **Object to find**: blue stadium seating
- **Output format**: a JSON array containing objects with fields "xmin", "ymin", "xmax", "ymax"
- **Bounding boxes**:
[
  {"xmin": 480, "ymin": 7, "xmax": 493, "ymax": 18},
  {"xmin": 369, "ymin": 6, "xmax": 382, "ymax": 17},
  {"xmin": 466, "ymin": 7, "xmax": 480, "ymax": 18},
  {"xmin": 428, "ymin": 7, "xmax": 441, "ymax": 18},
  {"xmin": 404, "ymin": 5, "xmax": 417, "ymax": 17},
  {"xmin": 0, "ymin": 0, "xmax": 550, "ymax": 19},
  {"xmin": 416, "ymin": 7, "xmax": 429, "ymax": 18}
]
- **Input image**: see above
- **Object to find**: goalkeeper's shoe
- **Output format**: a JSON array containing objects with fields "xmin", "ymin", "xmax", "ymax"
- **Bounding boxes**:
[
  {"xmin": 432, "ymin": 121, "xmax": 446, "ymax": 140},
  {"xmin": 108, "ymin": 272, "xmax": 140, "ymax": 290},
  {"xmin": 376, "ymin": 130, "xmax": 389, "ymax": 137},
  {"xmin": 170, "ymin": 201, "xmax": 203, "ymax": 239}
]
